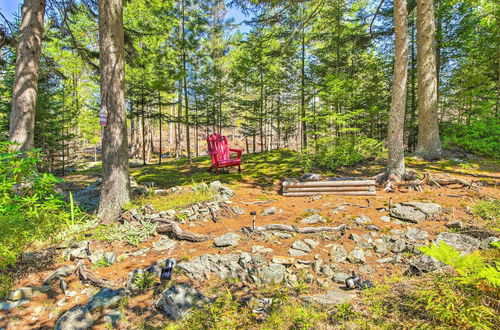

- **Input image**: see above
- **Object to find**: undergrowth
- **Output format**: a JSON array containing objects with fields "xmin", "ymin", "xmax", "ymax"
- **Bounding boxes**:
[
  {"xmin": 134, "ymin": 189, "xmax": 214, "ymax": 211},
  {"xmin": 472, "ymin": 199, "xmax": 500, "ymax": 228}
]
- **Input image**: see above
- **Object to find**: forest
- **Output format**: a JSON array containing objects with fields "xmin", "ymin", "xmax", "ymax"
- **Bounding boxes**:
[{"xmin": 0, "ymin": 0, "xmax": 499, "ymax": 328}]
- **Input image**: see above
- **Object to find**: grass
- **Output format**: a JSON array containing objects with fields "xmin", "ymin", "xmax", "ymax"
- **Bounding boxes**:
[
  {"xmin": 129, "ymin": 149, "xmax": 306, "ymax": 189},
  {"xmin": 471, "ymin": 199, "xmax": 500, "ymax": 225},
  {"xmin": 134, "ymin": 190, "xmax": 214, "ymax": 211}
]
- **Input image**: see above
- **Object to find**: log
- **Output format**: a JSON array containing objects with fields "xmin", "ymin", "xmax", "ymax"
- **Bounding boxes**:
[
  {"xmin": 283, "ymin": 186, "xmax": 374, "ymax": 192},
  {"xmin": 154, "ymin": 218, "xmax": 211, "ymax": 242},
  {"xmin": 282, "ymin": 191, "xmax": 376, "ymax": 197},
  {"xmin": 245, "ymin": 223, "xmax": 347, "ymax": 234},
  {"xmin": 282, "ymin": 180, "xmax": 375, "ymax": 187}
]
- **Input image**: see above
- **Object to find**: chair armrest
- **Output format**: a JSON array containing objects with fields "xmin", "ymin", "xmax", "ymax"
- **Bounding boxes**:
[{"xmin": 229, "ymin": 148, "xmax": 242, "ymax": 159}]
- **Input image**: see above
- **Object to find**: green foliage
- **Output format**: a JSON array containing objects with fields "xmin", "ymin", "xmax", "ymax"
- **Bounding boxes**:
[
  {"xmin": 133, "ymin": 271, "xmax": 156, "ymax": 290},
  {"xmin": 93, "ymin": 220, "xmax": 157, "ymax": 246},
  {"xmin": 0, "ymin": 143, "xmax": 74, "ymax": 270},
  {"xmin": 443, "ymin": 119, "xmax": 500, "ymax": 157},
  {"xmin": 301, "ymin": 135, "xmax": 386, "ymax": 171},
  {"xmin": 419, "ymin": 242, "xmax": 500, "ymax": 287},
  {"xmin": 135, "ymin": 189, "xmax": 214, "ymax": 211},
  {"xmin": 93, "ymin": 257, "xmax": 112, "ymax": 269},
  {"xmin": 471, "ymin": 199, "xmax": 500, "ymax": 225}
]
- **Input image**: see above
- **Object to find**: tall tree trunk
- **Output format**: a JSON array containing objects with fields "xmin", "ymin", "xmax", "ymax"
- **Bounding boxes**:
[
  {"xmin": 9, "ymin": 0, "xmax": 46, "ymax": 151},
  {"xmin": 181, "ymin": 0, "xmax": 191, "ymax": 160},
  {"xmin": 97, "ymin": 0, "xmax": 130, "ymax": 223},
  {"xmin": 141, "ymin": 91, "xmax": 146, "ymax": 165},
  {"xmin": 300, "ymin": 26, "xmax": 307, "ymax": 150},
  {"xmin": 158, "ymin": 91, "xmax": 162, "ymax": 164},
  {"xmin": 415, "ymin": 0, "xmax": 442, "ymax": 159},
  {"xmin": 386, "ymin": 0, "xmax": 409, "ymax": 179}
]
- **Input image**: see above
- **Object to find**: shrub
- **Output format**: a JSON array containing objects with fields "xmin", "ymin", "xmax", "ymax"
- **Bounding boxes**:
[
  {"xmin": 442, "ymin": 118, "xmax": 500, "ymax": 157},
  {"xmin": 301, "ymin": 135, "xmax": 385, "ymax": 171},
  {"xmin": 471, "ymin": 199, "xmax": 500, "ymax": 226},
  {"xmin": 0, "ymin": 143, "xmax": 73, "ymax": 270}
]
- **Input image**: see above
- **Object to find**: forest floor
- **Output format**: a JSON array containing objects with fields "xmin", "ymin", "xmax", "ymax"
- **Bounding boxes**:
[{"xmin": 1, "ymin": 150, "xmax": 499, "ymax": 329}]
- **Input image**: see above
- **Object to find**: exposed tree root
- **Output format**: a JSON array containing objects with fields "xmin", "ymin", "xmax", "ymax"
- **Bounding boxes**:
[
  {"xmin": 242, "ymin": 223, "xmax": 347, "ymax": 235},
  {"xmin": 75, "ymin": 261, "xmax": 116, "ymax": 288},
  {"xmin": 153, "ymin": 218, "xmax": 211, "ymax": 242}
]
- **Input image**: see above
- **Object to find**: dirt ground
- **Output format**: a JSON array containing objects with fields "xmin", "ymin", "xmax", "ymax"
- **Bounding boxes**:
[{"xmin": 1, "ymin": 162, "xmax": 499, "ymax": 329}]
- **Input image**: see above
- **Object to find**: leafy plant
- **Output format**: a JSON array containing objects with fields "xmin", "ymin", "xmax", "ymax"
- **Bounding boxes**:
[
  {"xmin": 94, "ymin": 220, "xmax": 157, "ymax": 246},
  {"xmin": 0, "ymin": 143, "xmax": 73, "ymax": 271},
  {"xmin": 419, "ymin": 242, "xmax": 500, "ymax": 287},
  {"xmin": 471, "ymin": 199, "xmax": 500, "ymax": 225},
  {"xmin": 133, "ymin": 271, "xmax": 156, "ymax": 290}
]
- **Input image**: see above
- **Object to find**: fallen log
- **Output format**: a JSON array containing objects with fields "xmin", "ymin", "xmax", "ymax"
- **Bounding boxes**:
[
  {"xmin": 284, "ymin": 186, "xmax": 374, "ymax": 192},
  {"xmin": 154, "ymin": 218, "xmax": 211, "ymax": 242},
  {"xmin": 243, "ymin": 223, "xmax": 347, "ymax": 234},
  {"xmin": 282, "ymin": 191, "xmax": 376, "ymax": 197},
  {"xmin": 283, "ymin": 180, "xmax": 375, "ymax": 187}
]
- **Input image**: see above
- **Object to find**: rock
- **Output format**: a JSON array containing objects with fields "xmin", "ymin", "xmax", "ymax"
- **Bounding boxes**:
[
  {"xmin": 209, "ymin": 181, "xmax": 223, "ymax": 193},
  {"xmin": 178, "ymin": 254, "xmax": 249, "ymax": 281},
  {"xmin": 408, "ymin": 255, "xmax": 444, "ymax": 274},
  {"xmin": 304, "ymin": 208, "xmax": 321, "ymax": 214},
  {"xmin": 261, "ymin": 207, "xmax": 277, "ymax": 216},
  {"xmin": 333, "ymin": 272, "xmax": 349, "ymax": 284},
  {"xmin": 8, "ymin": 287, "xmax": 33, "ymax": 301},
  {"xmin": 73, "ymin": 181, "xmax": 101, "ymax": 212},
  {"xmin": 390, "ymin": 202, "xmax": 442, "ymax": 223},
  {"xmin": 153, "ymin": 236, "xmax": 178, "ymax": 251},
  {"xmin": 380, "ymin": 216, "xmax": 391, "ymax": 222},
  {"xmin": 272, "ymin": 256, "xmax": 295, "ymax": 265},
  {"xmin": 103, "ymin": 252, "xmax": 116, "ymax": 265},
  {"xmin": 321, "ymin": 265, "xmax": 337, "ymax": 278},
  {"xmin": 43, "ymin": 265, "xmax": 76, "ymax": 284},
  {"xmin": 401, "ymin": 202, "xmax": 442, "ymax": 217},
  {"xmin": 373, "ymin": 239, "xmax": 389, "ymax": 255},
  {"xmin": 354, "ymin": 214, "xmax": 372, "ymax": 225},
  {"xmin": 239, "ymin": 253, "xmax": 252, "ymax": 268},
  {"xmin": 156, "ymin": 283, "xmax": 209, "ymax": 321},
  {"xmin": 304, "ymin": 239, "xmax": 319, "ymax": 249},
  {"xmin": 252, "ymin": 253, "xmax": 266, "ymax": 266},
  {"xmin": 86, "ymin": 288, "xmax": 127, "ymax": 312},
  {"xmin": 54, "ymin": 305, "xmax": 94, "ymax": 330},
  {"xmin": 63, "ymin": 241, "xmax": 89, "ymax": 260},
  {"xmin": 301, "ymin": 289, "xmax": 357, "ymax": 305},
  {"xmin": 480, "ymin": 237, "xmax": 500, "ymax": 249},
  {"xmin": 406, "ymin": 228, "xmax": 429, "ymax": 241},
  {"xmin": 231, "ymin": 206, "xmax": 246, "ymax": 215},
  {"xmin": 292, "ymin": 240, "xmax": 312, "ymax": 253},
  {"xmin": 300, "ymin": 214, "xmax": 326, "ymax": 224},
  {"xmin": 359, "ymin": 265, "xmax": 374, "ymax": 274},
  {"xmin": 347, "ymin": 249, "xmax": 365, "ymax": 264},
  {"xmin": 391, "ymin": 239, "xmax": 406, "ymax": 253},
  {"xmin": 103, "ymin": 310, "xmax": 122, "ymax": 326},
  {"xmin": 0, "ymin": 299, "xmax": 29, "ymax": 310},
  {"xmin": 445, "ymin": 220, "xmax": 463, "ymax": 229},
  {"xmin": 288, "ymin": 249, "xmax": 308, "ymax": 257},
  {"xmin": 366, "ymin": 225, "xmax": 380, "ymax": 231},
  {"xmin": 434, "ymin": 232, "xmax": 480, "ymax": 253},
  {"xmin": 330, "ymin": 245, "xmax": 348, "ymax": 263},
  {"xmin": 313, "ymin": 259, "xmax": 323, "ymax": 273},
  {"xmin": 390, "ymin": 205, "xmax": 426, "ymax": 223},
  {"xmin": 214, "ymin": 233, "xmax": 241, "ymax": 247},
  {"xmin": 256, "ymin": 264, "xmax": 286, "ymax": 284},
  {"xmin": 89, "ymin": 250, "xmax": 104, "ymax": 264}
]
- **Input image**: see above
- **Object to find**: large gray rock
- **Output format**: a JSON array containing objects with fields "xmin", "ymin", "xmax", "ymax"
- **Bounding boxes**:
[
  {"xmin": 332, "ymin": 272, "xmax": 349, "ymax": 284},
  {"xmin": 214, "ymin": 233, "xmax": 241, "ymax": 247},
  {"xmin": 0, "ymin": 299, "xmax": 29, "ymax": 310},
  {"xmin": 156, "ymin": 283, "xmax": 209, "ymax": 321},
  {"xmin": 291, "ymin": 240, "xmax": 312, "ymax": 253},
  {"xmin": 54, "ymin": 305, "xmax": 94, "ymax": 330},
  {"xmin": 261, "ymin": 207, "xmax": 277, "ymax": 216},
  {"xmin": 354, "ymin": 214, "xmax": 372, "ymax": 225},
  {"xmin": 330, "ymin": 245, "xmax": 348, "ymax": 263},
  {"xmin": 231, "ymin": 206, "xmax": 246, "ymax": 215},
  {"xmin": 408, "ymin": 255, "xmax": 444, "ymax": 274},
  {"xmin": 390, "ymin": 202, "xmax": 442, "ymax": 223},
  {"xmin": 406, "ymin": 228, "xmax": 429, "ymax": 241},
  {"xmin": 347, "ymin": 249, "xmax": 365, "ymax": 264},
  {"xmin": 256, "ymin": 264, "xmax": 286, "ymax": 284},
  {"xmin": 86, "ymin": 288, "xmax": 127, "ymax": 312},
  {"xmin": 373, "ymin": 239, "xmax": 389, "ymax": 255},
  {"xmin": 434, "ymin": 232, "xmax": 481, "ymax": 253},
  {"xmin": 177, "ymin": 254, "xmax": 249, "ymax": 281},
  {"xmin": 288, "ymin": 249, "xmax": 308, "ymax": 257},
  {"xmin": 300, "ymin": 214, "xmax": 326, "ymax": 224}
]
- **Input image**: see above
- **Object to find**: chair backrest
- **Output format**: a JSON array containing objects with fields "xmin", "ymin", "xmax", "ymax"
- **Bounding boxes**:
[{"xmin": 207, "ymin": 133, "xmax": 230, "ymax": 164}]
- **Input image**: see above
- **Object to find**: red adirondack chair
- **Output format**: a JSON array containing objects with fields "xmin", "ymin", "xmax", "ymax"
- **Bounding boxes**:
[{"xmin": 206, "ymin": 133, "xmax": 242, "ymax": 175}]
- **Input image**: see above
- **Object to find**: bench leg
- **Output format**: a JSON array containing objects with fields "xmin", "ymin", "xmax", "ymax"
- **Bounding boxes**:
[{"xmin": 238, "ymin": 165, "xmax": 241, "ymax": 173}]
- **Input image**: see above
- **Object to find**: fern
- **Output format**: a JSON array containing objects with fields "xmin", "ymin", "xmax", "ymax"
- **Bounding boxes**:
[{"xmin": 419, "ymin": 242, "xmax": 500, "ymax": 287}]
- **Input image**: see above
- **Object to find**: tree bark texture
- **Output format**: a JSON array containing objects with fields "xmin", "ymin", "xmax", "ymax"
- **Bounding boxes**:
[
  {"xmin": 9, "ymin": 0, "xmax": 46, "ymax": 151},
  {"xmin": 97, "ymin": 0, "xmax": 130, "ymax": 223},
  {"xmin": 386, "ymin": 0, "xmax": 409, "ymax": 178},
  {"xmin": 415, "ymin": 0, "xmax": 442, "ymax": 160}
]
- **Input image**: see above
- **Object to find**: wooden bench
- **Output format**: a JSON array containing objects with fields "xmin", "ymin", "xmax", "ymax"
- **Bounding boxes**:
[{"xmin": 282, "ymin": 179, "xmax": 376, "ymax": 196}]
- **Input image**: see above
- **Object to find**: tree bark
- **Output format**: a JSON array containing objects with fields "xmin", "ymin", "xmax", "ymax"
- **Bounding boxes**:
[
  {"xmin": 97, "ymin": 0, "xmax": 130, "ymax": 223},
  {"xmin": 9, "ymin": 0, "xmax": 46, "ymax": 151},
  {"xmin": 386, "ymin": 0, "xmax": 409, "ymax": 179},
  {"xmin": 415, "ymin": 0, "xmax": 442, "ymax": 160}
]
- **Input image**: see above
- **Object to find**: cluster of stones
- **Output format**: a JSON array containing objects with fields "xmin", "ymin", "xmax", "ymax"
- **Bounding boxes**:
[{"xmin": 125, "ymin": 181, "xmax": 241, "ymax": 225}]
